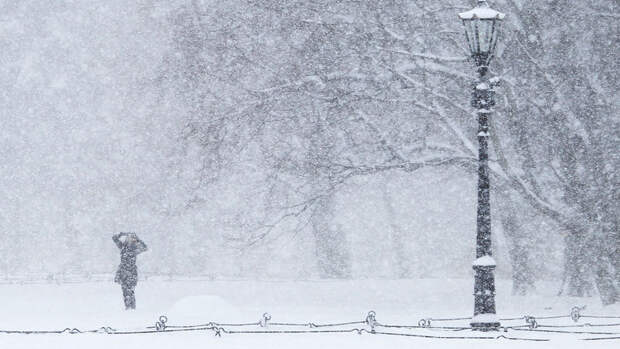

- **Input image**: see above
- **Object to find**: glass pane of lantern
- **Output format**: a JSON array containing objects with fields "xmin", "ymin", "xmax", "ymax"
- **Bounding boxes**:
[
  {"xmin": 463, "ymin": 20, "xmax": 476, "ymax": 54},
  {"xmin": 489, "ymin": 20, "xmax": 500, "ymax": 55},
  {"xmin": 472, "ymin": 19, "xmax": 481, "ymax": 53},
  {"xmin": 478, "ymin": 20, "xmax": 494, "ymax": 53}
]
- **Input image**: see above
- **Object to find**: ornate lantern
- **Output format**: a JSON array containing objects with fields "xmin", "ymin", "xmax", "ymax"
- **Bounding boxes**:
[{"xmin": 459, "ymin": 0, "xmax": 505, "ymax": 70}]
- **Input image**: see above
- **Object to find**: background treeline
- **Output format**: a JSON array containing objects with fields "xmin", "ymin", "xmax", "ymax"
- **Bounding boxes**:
[{"xmin": 0, "ymin": 1, "xmax": 617, "ymax": 304}]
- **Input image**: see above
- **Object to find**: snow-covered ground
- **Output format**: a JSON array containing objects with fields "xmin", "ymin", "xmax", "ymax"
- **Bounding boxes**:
[{"xmin": 0, "ymin": 278, "xmax": 618, "ymax": 348}]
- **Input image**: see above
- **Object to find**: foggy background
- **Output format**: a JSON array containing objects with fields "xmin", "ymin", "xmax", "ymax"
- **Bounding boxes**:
[{"xmin": 0, "ymin": 0, "xmax": 617, "ymax": 304}]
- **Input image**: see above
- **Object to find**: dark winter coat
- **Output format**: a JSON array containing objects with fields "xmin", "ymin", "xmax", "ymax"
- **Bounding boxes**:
[{"xmin": 113, "ymin": 234, "xmax": 147, "ymax": 287}]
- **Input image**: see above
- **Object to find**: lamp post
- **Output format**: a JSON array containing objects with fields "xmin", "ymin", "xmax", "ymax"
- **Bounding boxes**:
[{"xmin": 458, "ymin": 0, "xmax": 505, "ymax": 330}]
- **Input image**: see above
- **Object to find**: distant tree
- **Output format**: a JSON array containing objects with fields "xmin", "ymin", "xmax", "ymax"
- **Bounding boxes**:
[
  {"xmin": 493, "ymin": 0, "xmax": 619, "ymax": 303},
  {"xmin": 166, "ymin": 0, "xmax": 618, "ymax": 302}
]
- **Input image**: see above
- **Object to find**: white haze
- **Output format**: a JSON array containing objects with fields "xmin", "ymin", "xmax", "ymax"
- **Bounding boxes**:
[{"xmin": 0, "ymin": 0, "xmax": 615, "ymax": 300}]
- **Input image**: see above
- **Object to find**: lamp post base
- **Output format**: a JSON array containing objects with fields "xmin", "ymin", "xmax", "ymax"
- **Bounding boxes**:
[
  {"xmin": 471, "ymin": 322, "xmax": 501, "ymax": 331},
  {"xmin": 471, "ymin": 314, "xmax": 500, "ymax": 331},
  {"xmin": 472, "ymin": 257, "xmax": 499, "ymax": 330}
]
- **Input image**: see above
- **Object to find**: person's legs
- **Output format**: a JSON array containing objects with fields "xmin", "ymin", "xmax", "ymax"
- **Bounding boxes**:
[
  {"xmin": 127, "ymin": 286, "xmax": 136, "ymax": 309},
  {"xmin": 122, "ymin": 284, "xmax": 135, "ymax": 309}
]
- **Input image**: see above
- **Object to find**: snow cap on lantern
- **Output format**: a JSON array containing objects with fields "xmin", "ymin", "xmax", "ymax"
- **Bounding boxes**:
[{"xmin": 458, "ymin": 0, "xmax": 506, "ymax": 20}]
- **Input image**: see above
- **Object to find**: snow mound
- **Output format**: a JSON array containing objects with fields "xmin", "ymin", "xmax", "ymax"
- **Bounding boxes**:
[{"xmin": 472, "ymin": 255, "xmax": 496, "ymax": 267}]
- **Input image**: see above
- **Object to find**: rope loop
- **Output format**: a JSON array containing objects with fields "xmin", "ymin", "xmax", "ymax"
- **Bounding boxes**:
[
  {"xmin": 524, "ymin": 316, "xmax": 538, "ymax": 329},
  {"xmin": 62, "ymin": 328, "xmax": 82, "ymax": 334},
  {"xmin": 570, "ymin": 306, "xmax": 582, "ymax": 323},
  {"xmin": 260, "ymin": 313, "xmax": 271, "ymax": 327},
  {"xmin": 365, "ymin": 311, "xmax": 377, "ymax": 332},
  {"xmin": 213, "ymin": 327, "xmax": 222, "ymax": 337},
  {"xmin": 418, "ymin": 318, "xmax": 432, "ymax": 328},
  {"xmin": 155, "ymin": 315, "xmax": 168, "ymax": 332},
  {"xmin": 96, "ymin": 326, "xmax": 116, "ymax": 334}
]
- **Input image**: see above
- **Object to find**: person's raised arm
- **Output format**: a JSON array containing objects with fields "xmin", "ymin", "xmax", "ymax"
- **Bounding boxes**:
[
  {"xmin": 136, "ymin": 238, "xmax": 148, "ymax": 254},
  {"xmin": 112, "ymin": 233, "xmax": 124, "ymax": 249}
]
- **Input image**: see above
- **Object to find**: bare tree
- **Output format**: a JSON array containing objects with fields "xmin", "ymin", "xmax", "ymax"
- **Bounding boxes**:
[{"xmin": 165, "ymin": 0, "xmax": 618, "ymax": 301}]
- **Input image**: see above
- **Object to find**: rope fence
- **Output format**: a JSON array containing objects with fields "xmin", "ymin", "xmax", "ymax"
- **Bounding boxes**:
[{"xmin": 1, "ymin": 306, "xmax": 619, "ymax": 342}]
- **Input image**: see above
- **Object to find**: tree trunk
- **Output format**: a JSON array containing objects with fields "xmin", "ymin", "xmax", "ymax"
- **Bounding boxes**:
[
  {"xmin": 561, "ymin": 231, "xmax": 594, "ymax": 297},
  {"xmin": 591, "ymin": 214, "xmax": 619, "ymax": 305},
  {"xmin": 381, "ymin": 179, "xmax": 410, "ymax": 278},
  {"xmin": 504, "ymin": 218, "xmax": 535, "ymax": 296},
  {"xmin": 311, "ymin": 194, "xmax": 351, "ymax": 279},
  {"xmin": 593, "ymin": 258, "xmax": 618, "ymax": 305},
  {"xmin": 498, "ymin": 189, "xmax": 535, "ymax": 295}
]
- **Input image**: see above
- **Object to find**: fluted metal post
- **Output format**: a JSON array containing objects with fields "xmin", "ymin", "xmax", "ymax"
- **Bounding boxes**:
[{"xmin": 470, "ymin": 66, "xmax": 500, "ymax": 330}]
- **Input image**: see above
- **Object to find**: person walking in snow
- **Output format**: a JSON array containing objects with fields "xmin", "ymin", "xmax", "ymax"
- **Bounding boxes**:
[{"xmin": 112, "ymin": 232, "xmax": 147, "ymax": 309}]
